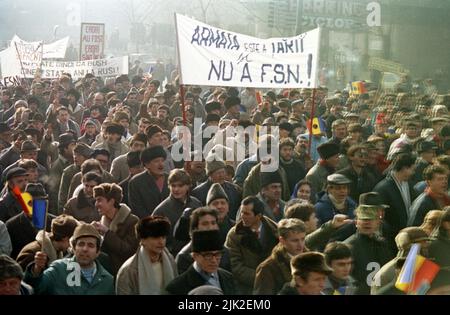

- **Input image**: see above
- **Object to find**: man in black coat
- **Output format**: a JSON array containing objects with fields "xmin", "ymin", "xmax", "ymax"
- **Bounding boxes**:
[
  {"xmin": 373, "ymin": 154, "xmax": 417, "ymax": 246},
  {"xmin": 119, "ymin": 151, "xmax": 144, "ymax": 206},
  {"xmin": 6, "ymin": 183, "xmax": 55, "ymax": 258},
  {"xmin": 344, "ymin": 205, "xmax": 394, "ymax": 295},
  {"xmin": 128, "ymin": 146, "xmax": 170, "ymax": 218},
  {"xmin": 0, "ymin": 167, "xmax": 28, "ymax": 222},
  {"xmin": 166, "ymin": 229, "xmax": 236, "ymax": 295}
]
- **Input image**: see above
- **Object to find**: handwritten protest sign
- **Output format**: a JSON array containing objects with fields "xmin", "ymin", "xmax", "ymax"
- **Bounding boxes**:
[
  {"xmin": 0, "ymin": 75, "xmax": 22, "ymax": 88},
  {"xmin": 11, "ymin": 35, "xmax": 69, "ymax": 59},
  {"xmin": 1, "ymin": 53, "xmax": 128, "ymax": 79},
  {"xmin": 175, "ymin": 14, "xmax": 320, "ymax": 88},
  {"xmin": 80, "ymin": 23, "xmax": 105, "ymax": 60}
]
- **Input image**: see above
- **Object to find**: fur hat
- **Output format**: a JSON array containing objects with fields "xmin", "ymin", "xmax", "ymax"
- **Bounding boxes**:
[
  {"xmin": 93, "ymin": 183, "xmax": 123, "ymax": 204},
  {"xmin": 74, "ymin": 143, "xmax": 94, "ymax": 158},
  {"xmin": 317, "ymin": 142, "xmax": 340, "ymax": 160},
  {"xmin": 205, "ymin": 101, "xmax": 222, "ymax": 113},
  {"xmin": 25, "ymin": 183, "xmax": 48, "ymax": 199},
  {"xmin": 135, "ymin": 216, "xmax": 171, "ymax": 239},
  {"xmin": 192, "ymin": 230, "xmax": 223, "ymax": 253},
  {"xmin": 260, "ymin": 171, "xmax": 283, "ymax": 188},
  {"xmin": 395, "ymin": 227, "xmax": 430, "ymax": 254},
  {"xmin": 205, "ymin": 158, "xmax": 226, "ymax": 176},
  {"xmin": 127, "ymin": 151, "xmax": 142, "ymax": 168},
  {"xmin": 51, "ymin": 214, "xmax": 79, "ymax": 240},
  {"xmin": 291, "ymin": 252, "xmax": 333, "ymax": 276},
  {"xmin": 105, "ymin": 122, "xmax": 125, "ymax": 135},
  {"xmin": 58, "ymin": 133, "xmax": 77, "ymax": 149},
  {"xmin": 145, "ymin": 124, "xmax": 163, "ymax": 139},
  {"xmin": 206, "ymin": 183, "xmax": 229, "ymax": 205},
  {"xmin": 0, "ymin": 254, "xmax": 23, "ymax": 281},
  {"xmin": 140, "ymin": 145, "xmax": 167, "ymax": 164}
]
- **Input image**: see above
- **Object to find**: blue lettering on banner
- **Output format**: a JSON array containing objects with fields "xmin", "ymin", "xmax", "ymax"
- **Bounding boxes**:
[
  {"xmin": 191, "ymin": 26, "xmax": 240, "ymax": 50},
  {"xmin": 207, "ymin": 61, "xmax": 303, "ymax": 85},
  {"xmin": 240, "ymin": 63, "xmax": 252, "ymax": 82}
]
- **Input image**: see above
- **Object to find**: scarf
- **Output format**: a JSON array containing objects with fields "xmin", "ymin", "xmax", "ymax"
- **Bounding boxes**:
[
  {"xmin": 425, "ymin": 187, "xmax": 450, "ymax": 209},
  {"xmin": 137, "ymin": 246, "xmax": 176, "ymax": 295},
  {"xmin": 328, "ymin": 194, "xmax": 346, "ymax": 211}
]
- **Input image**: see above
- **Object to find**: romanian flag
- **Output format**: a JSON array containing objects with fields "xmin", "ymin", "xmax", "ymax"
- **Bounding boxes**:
[
  {"xmin": 351, "ymin": 81, "xmax": 367, "ymax": 95},
  {"xmin": 306, "ymin": 117, "xmax": 326, "ymax": 135},
  {"xmin": 32, "ymin": 199, "xmax": 48, "ymax": 230},
  {"xmin": 12, "ymin": 186, "xmax": 32, "ymax": 217},
  {"xmin": 395, "ymin": 244, "xmax": 440, "ymax": 294}
]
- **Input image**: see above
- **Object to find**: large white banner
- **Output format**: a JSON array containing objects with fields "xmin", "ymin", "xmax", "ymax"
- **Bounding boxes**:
[
  {"xmin": 80, "ymin": 23, "xmax": 105, "ymax": 61},
  {"xmin": 10, "ymin": 35, "xmax": 69, "ymax": 59},
  {"xmin": 175, "ymin": 14, "xmax": 320, "ymax": 88},
  {"xmin": 1, "ymin": 54, "xmax": 128, "ymax": 79}
]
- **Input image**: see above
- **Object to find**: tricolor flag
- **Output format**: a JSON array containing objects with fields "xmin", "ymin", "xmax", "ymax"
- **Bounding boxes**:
[
  {"xmin": 12, "ymin": 186, "xmax": 31, "ymax": 217},
  {"xmin": 351, "ymin": 81, "xmax": 367, "ymax": 95},
  {"xmin": 306, "ymin": 117, "xmax": 326, "ymax": 135},
  {"xmin": 32, "ymin": 199, "xmax": 48, "ymax": 230},
  {"xmin": 395, "ymin": 244, "xmax": 440, "ymax": 294}
]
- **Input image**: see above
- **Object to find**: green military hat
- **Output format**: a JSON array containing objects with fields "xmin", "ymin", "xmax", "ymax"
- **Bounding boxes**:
[{"xmin": 355, "ymin": 206, "xmax": 380, "ymax": 220}]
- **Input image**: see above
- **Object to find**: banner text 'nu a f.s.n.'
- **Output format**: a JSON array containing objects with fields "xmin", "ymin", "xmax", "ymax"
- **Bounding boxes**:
[{"xmin": 175, "ymin": 14, "xmax": 321, "ymax": 89}]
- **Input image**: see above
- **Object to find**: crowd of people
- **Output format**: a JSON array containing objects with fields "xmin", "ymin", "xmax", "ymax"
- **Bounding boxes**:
[{"xmin": 0, "ymin": 67, "xmax": 449, "ymax": 295}]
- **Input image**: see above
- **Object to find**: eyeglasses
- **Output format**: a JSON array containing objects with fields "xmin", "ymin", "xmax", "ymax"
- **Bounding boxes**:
[{"xmin": 199, "ymin": 251, "xmax": 223, "ymax": 260}]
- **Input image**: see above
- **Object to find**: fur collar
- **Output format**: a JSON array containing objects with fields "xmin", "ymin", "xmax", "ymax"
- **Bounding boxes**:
[{"xmin": 101, "ymin": 203, "xmax": 131, "ymax": 232}]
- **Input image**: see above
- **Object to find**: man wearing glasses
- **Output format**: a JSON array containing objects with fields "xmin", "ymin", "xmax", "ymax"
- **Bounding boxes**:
[{"xmin": 166, "ymin": 229, "xmax": 235, "ymax": 295}]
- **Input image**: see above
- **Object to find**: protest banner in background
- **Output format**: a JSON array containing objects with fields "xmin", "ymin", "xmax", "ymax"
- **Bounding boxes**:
[
  {"xmin": 80, "ymin": 23, "xmax": 105, "ymax": 60},
  {"xmin": 1, "ymin": 53, "xmax": 128, "ymax": 79},
  {"xmin": 175, "ymin": 14, "xmax": 320, "ymax": 89},
  {"xmin": 10, "ymin": 35, "xmax": 69, "ymax": 59},
  {"xmin": 0, "ymin": 75, "xmax": 22, "ymax": 88}
]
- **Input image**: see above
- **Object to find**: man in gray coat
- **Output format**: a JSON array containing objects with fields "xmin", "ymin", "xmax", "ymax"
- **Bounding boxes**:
[{"xmin": 305, "ymin": 142, "xmax": 340, "ymax": 194}]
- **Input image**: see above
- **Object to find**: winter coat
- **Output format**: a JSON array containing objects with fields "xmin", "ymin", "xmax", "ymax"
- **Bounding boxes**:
[
  {"xmin": 24, "ymin": 257, "xmax": 114, "ymax": 295},
  {"xmin": 5, "ymin": 212, "xmax": 54, "ymax": 259},
  {"xmin": 336, "ymin": 166, "xmax": 379, "ymax": 203},
  {"xmin": 242, "ymin": 164, "xmax": 291, "ymax": 202},
  {"xmin": 225, "ymin": 216, "xmax": 278, "ymax": 294},
  {"xmin": 0, "ymin": 220, "xmax": 11, "ymax": 256},
  {"xmin": 306, "ymin": 162, "xmax": 332, "ymax": 194},
  {"xmin": 94, "ymin": 140, "xmax": 130, "ymax": 162},
  {"xmin": 58, "ymin": 164, "xmax": 80, "ymax": 212},
  {"xmin": 110, "ymin": 154, "xmax": 129, "ymax": 183},
  {"xmin": 16, "ymin": 230, "xmax": 64, "ymax": 271},
  {"xmin": 100, "ymin": 204, "xmax": 140, "ymax": 275},
  {"xmin": 165, "ymin": 265, "xmax": 235, "ymax": 295},
  {"xmin": 253, "ymin": 243, "xmax": 293, "ymax": 295},
  {"xmin": 63, "ymin": 189, "xmax": 100, "ymax": 223},
  {"xmin": 191, "ymin": 179, "xmax": 242, "ymax": 220},
  {"xmin": 315, "ymin": 192, "xmax": 357, "ymax": 225},
  {"xmin": 344, "ymin": 232, "xmax": 395, "ymax": 295},
  {"xmin": 373, "ymin": 175, "xmax": 418, "ymax": 240},
  {"xmin": 128, "ymin": 171, "xmax": 170, "ymax": 218},
  {"xmin": 48, "ymin": 155, "xmax": 72, "ymax": 213},
  {"xmin": 280, "ymin": 158, "xmax": 307, "ymax": 195},
  {"xmin": 152, "ymin": 195, "xmax": 202, "ymax": 255},
  {"xmin": 233, "ymin": 156, "xmax": 259, "ymax": 187},
  {"xmin": 408, "ymin": 192, "xmax": 441, "ymax": 227},
  {"xmin": 116, "ymin": 247, "xmax": 177, "ymax": 295}
]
